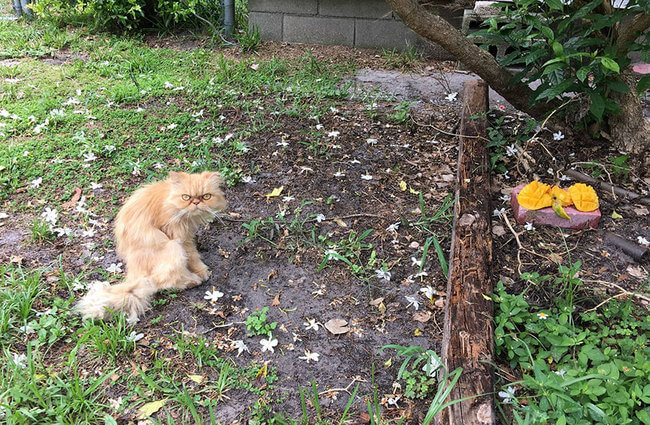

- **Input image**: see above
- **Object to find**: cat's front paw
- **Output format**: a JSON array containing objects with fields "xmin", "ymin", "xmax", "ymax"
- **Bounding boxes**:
[
  {"xmin": 185, "ymin": 273, "xmax": 203, "ymax": 289},
  {"xmin": 193, "ymin": 263, "xmax": 211, "ymax": 281}
]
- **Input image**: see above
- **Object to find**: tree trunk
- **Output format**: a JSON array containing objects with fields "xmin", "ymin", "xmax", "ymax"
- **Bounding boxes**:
[{"xmin": 608, "ymin": 74, "xmax": 650, "ymax": 156}]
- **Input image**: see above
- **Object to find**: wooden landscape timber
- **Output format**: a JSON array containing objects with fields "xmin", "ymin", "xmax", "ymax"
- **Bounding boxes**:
[{"xmin": 437, "ymin": 79, "xmax": 494, "ymax": 425}]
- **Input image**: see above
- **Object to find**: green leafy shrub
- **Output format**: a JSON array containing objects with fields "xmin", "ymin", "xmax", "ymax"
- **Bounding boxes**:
[
  {"xmin": 493, "ymin": 266, "xmax": 650, "ymax": 424},
  {"xmin": 475, "ymin": 0, "xmax": 650, "ymax": 124},
  {"xmin": 31, "ymin": 0, "xmax": 224, "ymax": 31}
]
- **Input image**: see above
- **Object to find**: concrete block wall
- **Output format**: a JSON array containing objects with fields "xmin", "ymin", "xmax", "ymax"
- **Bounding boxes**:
[{"xmin": 248, "ymin": 0, "xmax": 462, "ymax": 58}]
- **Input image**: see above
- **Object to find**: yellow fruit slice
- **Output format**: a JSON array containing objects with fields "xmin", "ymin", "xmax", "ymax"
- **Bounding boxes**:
[
  {"xmin": 517, "ymin": 181, "xmax": 552, "ymax": 210},
  {"xmin": 550, "ymin": 186, "xmax": 572, "ymax": 207},
  {"xmin": 568, "ymin": 183, "xmax": 599, "ymax": 212}
]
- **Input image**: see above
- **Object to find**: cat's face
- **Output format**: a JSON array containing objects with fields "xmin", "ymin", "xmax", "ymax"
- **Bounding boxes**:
[{"xmin": 167, "ymin": 171, "xmax": 227, "ymax": 216}]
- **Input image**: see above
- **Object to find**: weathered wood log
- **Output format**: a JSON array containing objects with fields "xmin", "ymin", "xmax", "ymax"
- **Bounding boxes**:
[{"xmin": 437, "ymin": 79, "xmax": 494, "ymax": 425}]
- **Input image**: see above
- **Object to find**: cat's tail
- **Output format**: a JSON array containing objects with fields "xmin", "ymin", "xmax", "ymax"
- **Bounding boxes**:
[{"xmin": 75, "ymin": 278, "xmax": 157, "ymax": 321}]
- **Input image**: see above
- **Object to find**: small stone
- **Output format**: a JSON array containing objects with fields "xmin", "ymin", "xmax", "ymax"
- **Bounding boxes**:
[{"xmin": 510, "ymin": 184, "xmax": 600, "ymax": 229}]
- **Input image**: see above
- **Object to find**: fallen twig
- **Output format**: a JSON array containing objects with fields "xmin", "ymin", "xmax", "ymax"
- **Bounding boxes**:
[{"xmin": 604, "ymin": 231, "xmax": 649, "ymax": 262}]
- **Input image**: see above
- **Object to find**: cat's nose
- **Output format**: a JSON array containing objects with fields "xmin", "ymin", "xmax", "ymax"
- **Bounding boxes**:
[{"xmin": 192, "ymin": 198, "xmax": 201, "ymax": 205}]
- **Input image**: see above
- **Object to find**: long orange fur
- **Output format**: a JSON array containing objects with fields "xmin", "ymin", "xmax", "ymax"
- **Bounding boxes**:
[{"xmin": 76, "ymin": 171, "xmax": 226, "ymax": 321}]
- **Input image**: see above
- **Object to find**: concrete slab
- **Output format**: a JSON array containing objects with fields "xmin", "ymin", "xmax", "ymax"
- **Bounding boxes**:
[{"xmin": 510, "ymin": 184, "xmax": 601, "ymax": 229}]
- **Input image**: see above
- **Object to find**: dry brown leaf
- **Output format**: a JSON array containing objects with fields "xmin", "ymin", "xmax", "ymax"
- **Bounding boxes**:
[
  {"xmin": 271, "ymin": 294, "xmax": 281, "ymax": 306},
  {"xmin": 633, "ymin": 206, "xmax": 649, "ymax": 216},
  {"xmin": 267, "ymin": 269, "xmax": 278, "ymax": 280},
  {"xmin": 413, "ymin": 311, "xmax": 432, "ymax": 323},
  {"xmin": 61, "ymin": 187, "xmax": 82, "ymax": 210},
  {"xmin": 324, "ymin": 319, "xmax": 350, "ymax": 335},
  {"xmin": 627, "ymin": 265, "xmax": 648, "ymax": 280},
  {"xmin": 333, "ymin": 217, "xmax": 347, "ymax": 227}
]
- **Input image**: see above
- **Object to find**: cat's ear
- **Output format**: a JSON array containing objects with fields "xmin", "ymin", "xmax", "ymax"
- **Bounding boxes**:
[
  {"xmin": 202, "ymin": 171, "xmax": 224, "ymax": 187},
  {"xmin": 167, "ymin": 171, "xmax": 186, "ymax": 183}
]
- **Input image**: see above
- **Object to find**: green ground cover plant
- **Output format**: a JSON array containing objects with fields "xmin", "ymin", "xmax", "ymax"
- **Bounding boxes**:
[{"xmin": 493, "ymin": 263, "xmax": 650, "ymax": 424}]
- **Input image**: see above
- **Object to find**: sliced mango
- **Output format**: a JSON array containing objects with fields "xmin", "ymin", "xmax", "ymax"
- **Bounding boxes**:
[
  {"xmin": 568, "ymin": 183, "xmax": 599, "ymax": 212},
  {"xmin": 517, "ymin": 180, "xmax": 552, "ymax": 210}
]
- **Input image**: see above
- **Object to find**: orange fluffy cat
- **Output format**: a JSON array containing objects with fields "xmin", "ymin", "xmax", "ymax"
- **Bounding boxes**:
[{"xmin": 76, "ymin": 171, "xmax": 227, "ymax": 321}]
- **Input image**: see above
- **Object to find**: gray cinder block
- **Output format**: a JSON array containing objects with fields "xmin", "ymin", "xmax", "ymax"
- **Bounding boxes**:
[
  {"xmin": 283, "ymin": 15, "xmax": 354, "ymax": 46},
  {"xmin": 248, "ymin": 11, "xmax": 283, "ymax": 42},
  {"xmin": 319, "ymin": 0, "xmax": 392, "ymax": 19},
  {"xmin": 248, "ymin": 0, "xmax": 317, "ymax": 15}
]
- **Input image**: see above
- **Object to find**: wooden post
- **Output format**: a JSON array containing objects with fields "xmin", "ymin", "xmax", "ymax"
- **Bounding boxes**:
[{"xmin": 437, "ymin": 79, "xmax": 494, "ymax": 425}]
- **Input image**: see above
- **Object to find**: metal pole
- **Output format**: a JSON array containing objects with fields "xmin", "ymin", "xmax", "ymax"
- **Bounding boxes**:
[{"xmin": 223, "ymin": 0, "xmax": 235, "ymax": 37}]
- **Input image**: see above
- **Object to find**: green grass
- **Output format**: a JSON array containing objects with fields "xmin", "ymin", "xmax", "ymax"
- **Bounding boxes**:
[{"xmin": 0, "ymin": 19, "xmax": 351, "ymax": 214}]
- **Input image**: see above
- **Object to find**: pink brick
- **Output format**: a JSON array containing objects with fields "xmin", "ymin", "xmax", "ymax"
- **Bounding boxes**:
[
  {"xmin": 510, "ymin": 184, "xmax": 601, "ymax": 229},
  {"xmin": 633, "ymin": 63, "xmax": 650, "ymax": 74}
]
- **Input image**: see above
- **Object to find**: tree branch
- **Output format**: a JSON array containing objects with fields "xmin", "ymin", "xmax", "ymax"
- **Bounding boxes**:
[{"xmin": 386, "ymin": 0, "xmax": 557, "ymax": 118}]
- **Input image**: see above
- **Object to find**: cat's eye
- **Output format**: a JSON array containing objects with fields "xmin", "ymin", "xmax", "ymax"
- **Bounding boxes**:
[
  {"xmin": 181, "ymin": 194, "xmax": 191, "ymax": 201},
  {"xmin": 201, "ymin": 193, "xmax": 212, "ymax": 200}
]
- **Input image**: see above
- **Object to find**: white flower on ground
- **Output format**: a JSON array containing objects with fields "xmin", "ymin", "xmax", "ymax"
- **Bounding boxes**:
[
  {"xmin": 126, "ymin": 315, "xmax": 140, "ymax": 325},
  {"xmin": 204, "ymin": 288, "xmax": 224, "ymax": 302},
  {"xmin": 537, "ymin": 312, "xmax": 549, "ymax": 320},
  {"xmin": 233, "ymin": 340, "xmax": 249, "ymax": 356},
  {"xmin": 292, "ymin": 333, "xmax": 302, "ymax": 342},
  {"xmin": 127, "ymin": 331, "xmax": 144, "ymax": 342},
  {"xmin": 276, "ymin": 141, "xmax": 289, "ymax": 147},
  {"xmin": 11, "ymin": 352, "xmax": 27, "ymax": 369},
  {"xmin": 153, "ymin": 162, "xmax": 165, "ymax": 169},
  {"xmin": 108, "ymin": 397, "xmax": 123, "ymax": 410},
  {"xmin": 500, "ymin": 194, "xmax": 511, "ymax": 202},
  {"xmin": 327, "ymin": 131, "xmax": 340, "ymax": 138},
  {"xmin": 104, "ymin": 145, "xmax": 116, "ymax": 153},
  {"xmin": 0, "ymin": 212, "xmax": 8, "ymax": 219},
  {"xmin": 299, "ymin": 350, "xmax": 320, "ymax": 363},
  {"xmin": 177, "ymin": 143, "xmax": 186, "ymax": 149},
  {"xmin": 192, "ymin": 110, "xmax": 204, "ymax": 117},
  {"xmin": 90, "ymin": 182, "xmax": 103, "ymax": 190},
  {"xmin": 330, "ymin": 107, "xmax": 339, "ymax": 113},
  {"xmin": 506, "ymin": 144, "xmax": 518, "ymax": 157},
  {"xmin": 366, "ymin": 138, "xmax": 378, "ymax": 145},
  {"xmin": 498, "ymin": 386, "xmax": 516, "ymax": 404},
  {"xmin": 333, "ymin": 170, "xmax": 346, "ymax": 178},
  {"xmin": 282, "ymin": 195, "xmax": 295, "ymax": 203},
  {"xmin": 315, "ymin": 214, "xmax": 326, "ymax": 223},
  {"xmin": 19, "ymin": 325, "xmax": 35, "ymax": 334},
  {"xmin": 420, "ymin": 285, "xmax": 435, "ymax": 300},
  {"xmin": 304, "ymin": 318, "xmax": 319, "ymax": 331},
  {"xmin": 361, "ymin": 173, "xmax": 373, "ymax": 180},
  {"xmin": 637, "ymin": 236, "xmax": 650, "ymax": 246},
  {"xmin": 53, "ymin": 227, "xmax": 73, "ymax": 237},
  {"xmin": 445, "ymin": 92, "xmax": 458, "ymax": 102},
  {"xmin": 559, "ymin": 173, "xmax": 571, "ymax": 181},
  {"xmin": 164, "ymin": 81, "xmax": 174, "ymax": 89},
  {"xmin": 375, "ymin": 269, "xmax": 391, "ymax": 282},
  {"xmin": 405, "ymin": 295, "xmax": 420, "ymax": 311},
  {"xmin": 386, "ymin": 222, "xmax": 400, "ymax": 232},
  {"xmin": 30, "ymin": 177, "xmax": 42, "ymax": 188},
  {"xmin": 411, "ymin": 257, "xmax": 422, "ymax": 268},
  {"xmin": 81, "ymin": 228, "xmax": 96, "ymax": 238},
  {"xmin": 414, "ymin": 271, "xmax": 428, "ymax": 278},
  {"xmin": 524, "ymin": 222, "xmax": 536, "ymax": 231},
  {"xmin": 241, "ymin": 176, "xmax": 255, "ymax": 184},
  {"xmin": 553, "ymin": 131, "xmax": 565, "ymax": 141},
  {"xmin": 422, "ymin": 353, "xmax": 442, "ymax": 377},
  {"xmin": 260, "ymin": 334, "xmax": 278, "ymax": 353},
  {"xmin": 493, "ymin": 208, "xmax": 505, "ymax": 217},
  {"xmin": 83, "ymin": 152, "xmax": 96, "ymax": 162},
  {"xmin": 315, "ymin": 124, "xmax": 324, "ymax": 130},
  {"xmin": 554, "ymin": 369, "xmax": 566, "ymax": 377},
  {"xmin": 167, "ymin": 123, "xmax": 177, "ymax": 130},
  {"xmin": 106, "ymin": 263, "xmax": 123, "ymax": 274},
  {"xmin": 41, "ymin": 207, "xmax": 58, "ymax": 225}
]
